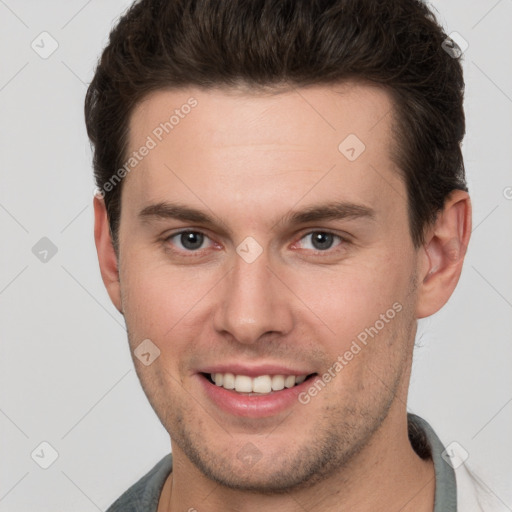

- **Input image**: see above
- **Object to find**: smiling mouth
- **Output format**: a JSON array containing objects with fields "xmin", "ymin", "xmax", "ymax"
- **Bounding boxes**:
[{"xmin": 201, "ymin": 372, "xmax": 318, "ymax": 395}]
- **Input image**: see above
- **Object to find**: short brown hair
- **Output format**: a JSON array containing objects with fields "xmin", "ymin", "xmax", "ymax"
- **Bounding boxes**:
[{"xmin": 85, "ymin": 0, "xmax": 467, "ymax": 248}]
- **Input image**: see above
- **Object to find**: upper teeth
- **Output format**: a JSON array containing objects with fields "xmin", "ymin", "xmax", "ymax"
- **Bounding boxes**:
[{"xmin": 211, "ymin": 373, "xmax": 307, "ymax": 393}]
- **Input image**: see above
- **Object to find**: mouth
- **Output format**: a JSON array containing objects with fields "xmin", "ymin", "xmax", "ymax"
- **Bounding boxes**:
[
  {"xmin": 197, "ymin": 371, "xmax": 319, "ymax": 418},
  {"xmin": 201, "ymin": 372, "xmax": 318, "ymax": 395}
]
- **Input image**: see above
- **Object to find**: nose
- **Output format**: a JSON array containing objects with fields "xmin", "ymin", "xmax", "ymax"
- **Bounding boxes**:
[{"xmin": 213, "ymin": 250, "xmax": 294, "ymax": 345}]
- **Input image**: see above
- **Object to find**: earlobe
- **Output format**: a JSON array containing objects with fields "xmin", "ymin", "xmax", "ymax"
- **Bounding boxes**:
[
  {"xmin": 416, "ymin": 190, "xmax": 472, "ymax": 319},
  {"xmin": 93, "ymin": 195, "xmax": 123, "ymax": 313}
]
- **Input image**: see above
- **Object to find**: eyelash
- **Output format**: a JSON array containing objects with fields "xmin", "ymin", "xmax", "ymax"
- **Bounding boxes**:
[{"xmin": 163, "ymin": 229, "xmax": 349, "ymax": 257}]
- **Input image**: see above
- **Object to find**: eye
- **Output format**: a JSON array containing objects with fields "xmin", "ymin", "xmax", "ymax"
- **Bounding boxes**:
[
  {"xmin": 167, "ymin": 231, "xmax": 212, "ymax": 251},
  {"xmin": 296, "ymin": 231, "xmax": 344, "ymax": 251}
]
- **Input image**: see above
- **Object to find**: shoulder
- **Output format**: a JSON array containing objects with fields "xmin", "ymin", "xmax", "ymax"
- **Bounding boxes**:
[
  {"xmin": 455, "ymin": 463, "xmax": 510, "ymax": 512},
  {"xmin": 106, "ymin": 454, "xmax": 173, "ymax": 512},
  {"xmin": 408, "ymin": 414, "xmax": 508, "ymax": 512}
]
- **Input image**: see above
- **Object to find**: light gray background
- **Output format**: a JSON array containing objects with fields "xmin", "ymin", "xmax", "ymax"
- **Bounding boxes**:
[{"xmin": 1, "ymin": 1, "xmax": 511, "ymax": 510}]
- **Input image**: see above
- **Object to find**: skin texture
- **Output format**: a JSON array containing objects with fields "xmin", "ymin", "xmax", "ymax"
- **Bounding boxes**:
[{"xmin": 94, "ymin": 83, "xmax": 471, "ymax": 511}]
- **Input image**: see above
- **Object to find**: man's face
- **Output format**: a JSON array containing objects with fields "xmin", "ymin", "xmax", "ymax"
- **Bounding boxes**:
[{"xmin": 117, "ymin": 83, "xmax": 421, "ymax": 491}]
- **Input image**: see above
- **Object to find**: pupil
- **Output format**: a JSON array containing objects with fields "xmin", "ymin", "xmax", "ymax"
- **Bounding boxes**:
[
  {"xmin": 312, "ymin": 232, "xmax": 333, "ymax": 250},
  {"xmin": 181, "ymin": 232, "xmax": 204, "ymax": 250}
]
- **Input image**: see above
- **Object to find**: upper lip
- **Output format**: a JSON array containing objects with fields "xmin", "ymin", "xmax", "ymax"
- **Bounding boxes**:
[{"xmin": 198, "ymin": 363, "xmax": 315, "ymax": 377}]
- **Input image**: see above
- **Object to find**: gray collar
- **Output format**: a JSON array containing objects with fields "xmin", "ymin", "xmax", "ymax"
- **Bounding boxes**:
[{"xmin": 408, "ymin": 413, "xmax": 457, "ymax": 511}]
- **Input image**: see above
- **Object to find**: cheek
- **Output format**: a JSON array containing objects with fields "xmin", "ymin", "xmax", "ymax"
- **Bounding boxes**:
[
  {"xmin": 294, "ymin": 264, "xmax": 415, "ymax": 406},
  {"xmin": 288, "ymin": 254, "xmax": 412, "ymax": 344},
  {"xmin": 119, "ymin": 253, "xmax": 218, "ymax": 347}
]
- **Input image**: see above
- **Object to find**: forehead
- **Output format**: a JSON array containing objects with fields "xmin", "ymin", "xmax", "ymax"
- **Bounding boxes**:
[
  {"xmin": 129, "ymin": 81, "xmax": 394, "ymax": 155},
  {"xmin": 123, "ymin": 82, "xmax": 404, "ymax": 227}
]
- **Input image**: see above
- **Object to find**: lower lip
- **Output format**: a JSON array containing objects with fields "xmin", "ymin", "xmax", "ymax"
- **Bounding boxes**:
[{"xmin": 198, "ymin": 374, "xmax": 316, "ymax": 418}]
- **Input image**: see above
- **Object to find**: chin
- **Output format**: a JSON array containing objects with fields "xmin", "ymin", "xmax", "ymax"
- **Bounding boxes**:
[{"xmin": 174, "ymin": 425, "xmax": 355, "ymax": 494}]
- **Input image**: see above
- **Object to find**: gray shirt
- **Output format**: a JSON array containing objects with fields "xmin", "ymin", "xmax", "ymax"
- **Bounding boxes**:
[{"xmin": 106, "ymin": 413, "xmax": 456, "ymax": 511}]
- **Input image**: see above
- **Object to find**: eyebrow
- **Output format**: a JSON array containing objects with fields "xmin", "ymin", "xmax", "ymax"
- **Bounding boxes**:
[
  {"xmin": 279, "ymin": 202, "xmax": 375, "ymax": 226},
  {"xmin": 139, "ymin": 202, "xmax": 219, "ymax": 226},
  {"xmin": 138, "ymin": 200, "xmax": 375, "ymax": 230}
]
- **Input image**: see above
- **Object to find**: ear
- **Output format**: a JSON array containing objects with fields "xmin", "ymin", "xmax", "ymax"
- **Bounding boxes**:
[
  {"xmin": 416, "ymin": 190, "xmax": 472, "ymax": 319},
  {"xmin": 93, "ymin": 195, "xmax": 123, "ymax": 313}
]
